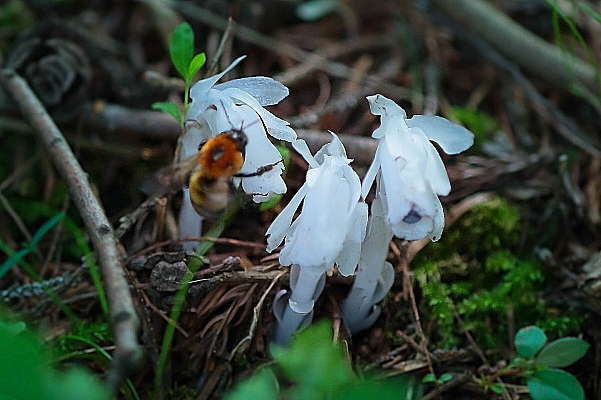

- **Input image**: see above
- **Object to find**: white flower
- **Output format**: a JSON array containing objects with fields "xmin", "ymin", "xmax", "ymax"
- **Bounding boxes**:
[
  {"xmin": 177, "ymin": 56, "xmax": 313, "ymax": 249},
  {"xmin": 182, "ymin": 55, "xmax": 313, "ymax": 201},
  {"xmin": 362, "ymin": 94, "xmax": 474, "ymax": 241},
  {"xmin": 266, "ymin": 132, "xmax": 367, "ymax": 276}
]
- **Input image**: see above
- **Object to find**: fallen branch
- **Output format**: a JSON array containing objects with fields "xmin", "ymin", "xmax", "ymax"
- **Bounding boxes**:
[
  {"xmin": 0, "ymin": 69, "xmax": 141, "ymax": 393},
  {"xmin": 430, "ymin": 0, "xmax": 601, "ymax": 101}
]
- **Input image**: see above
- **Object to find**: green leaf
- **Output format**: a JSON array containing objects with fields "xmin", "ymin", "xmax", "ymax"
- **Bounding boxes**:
[
  {"xmin": 515, "ymin": 326, "xmax": 547, "ymax": 358},
  {"xmin": 271, "ymin": 321, "xmax": 354, "ymax": 393},
  {"xmin": 0, "ymin": 212, "xmax": 64, "ymax": 279},
  {"xmin": 527, "ymin": 369, "xmax": 584, "ymax": 400},
  {"xmin": 535, "ymin": 337, "xmax": 589, "ymax": 368},
  {"xmin": 152, "ymin": 101, "xmax": 183, "ymax": 125},
  {"xmin": 259, "ymin": 193, "xmax": 283, "ymax": 211},
  {"xmin": 0, "ymin": 321, "xmax": 110, "ymax": 400},
  {"xmin": 489, "ymin": 383, "xmax": 506, "ymax": 394},
  {"xmin": 224, "ymin": 368, "xmax": 279, "ymax": 400},
  {"xmin": 580, "ymin": 3, "xmax": 601, "ymax": 25},
  {"xmin": 30, "ymin": 211, "xmax": 64, "ymax": 245},
  {"xmin": 186, "ymin": 52, "xmax": 206, "ymax": 80},
  {"xmin": 334, "ymin": 376, "xmax": 421, "ymax": 400},
  {"xmin": 170, "ymin": 22, "xmax": 195, "ymax": 79}
]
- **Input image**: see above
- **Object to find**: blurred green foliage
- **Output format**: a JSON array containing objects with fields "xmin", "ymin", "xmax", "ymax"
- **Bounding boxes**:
[
  {"xmin": 0, "ymin": 314, "xmax": 110, "ymax": 400},
  {"xmin": 225, "ymin": 321, "xmax": 421, "ymax": 400}
]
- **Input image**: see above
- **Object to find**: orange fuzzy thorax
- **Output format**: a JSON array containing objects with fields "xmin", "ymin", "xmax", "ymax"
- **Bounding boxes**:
[{"xmin": 197, "ymin": 133, "xmax": 245, "ymax": 179}]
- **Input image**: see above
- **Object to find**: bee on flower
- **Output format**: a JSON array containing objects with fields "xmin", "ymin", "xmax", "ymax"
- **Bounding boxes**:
[{"xmin": 177, "ymin": 55, "xmax": 313, "ymax": 247}]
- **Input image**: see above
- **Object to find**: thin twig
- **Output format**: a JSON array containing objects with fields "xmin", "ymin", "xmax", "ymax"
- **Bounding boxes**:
[
  {"xmin": 176, "ymin": 3, "xmax": 411, "ymax": 100},
  {"xmin": 430, "ymin": 0, "xmax": 601, "ymax": 157},
  {"xmin": 229, "ymin": 269, "xmax": 287, "ymax": 360},
  {"xmin": 422, "ymin": 372, "xmax": 473, "ymax": 400},
  {"xmin": 429, "ymin": 0, "xmax": 601, "ymax": 99},
  {"xmin": 0, "ymin": 69, "xmax": 141, "ymax": 393},
  {"xmin": 397, "ymin": 246, "xmax": 438, "ymax": 384}
]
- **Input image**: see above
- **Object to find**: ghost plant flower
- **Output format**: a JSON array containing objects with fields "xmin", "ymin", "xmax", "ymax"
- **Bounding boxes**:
[
  {"xmin": 267, "ymin": 132, "xmax": 368, "ymax": 345},
  {"xmin": 361, "ymin": 94, "xmax": 474, "ymax": 241},
  {"xmin": 178, "ymin": 55, "xmax": 313, "ymax": 248},
  {"xmin": 341, "ymin": 94, "xmax": 474, "ymax": 334}
]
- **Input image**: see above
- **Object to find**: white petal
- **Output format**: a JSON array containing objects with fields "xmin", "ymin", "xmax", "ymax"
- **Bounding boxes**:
[
  {"xmin": 378, "ymin": 134, "xmax": 424, "ymax": 223},
  {"xmin": 390, "ymin": 215, "xmax": 433, "ymax": 240},
  {"xmin": 335, "ymin": 201, "xmax": 368, "ymax": 276},
  {"xmin": 292, "ymin": 138, "xmax": 319, "ymax": 168},
  {"xmin": 422, "ymin": 137, "xmax": 451, "ymax": 196},
  {"xmin": 314, "ymin": 131, "xmax": 349, "ymax": 163},
  {"xmin": 360, "ymin": 144, "xmax": 382, "ymax": 199},
  {"xmin": 265, "ymin": 184, "xmax": 308, "ymax": 252},
  {"xmin": 429, "ymin": 198, "xmax": 445, "ymax": 241},
  {"xmin": 388, "ymin": 192, "xmax": 444, "ymax": 241},
  {"xmin": 279, "ymin": 157, "xmax": 359, "ymax": 268},
  {"xmin": 188, "ymin": 55, "xmax": 246, "ymax": 101},
  {"xmin": 367, "ymin": 94, "xmax": 407, "ymax": 119},
  {"xmin": 186, "ymin": 89, "xmax": 236, "ymax": 135},
  {"xmin": 220, "ymin": 87, "xmax": 298, "ymax": 142},
  {"xmin": 214, "ymin": 76, "xmax": 289, "ymax": 106},
  {"xmin": 180, "ymin": 119, "xmax": 209, "ymax": 160},
  {"xmin": 407, "ymin": 115, "xmax": 474, "ymax": 154}
]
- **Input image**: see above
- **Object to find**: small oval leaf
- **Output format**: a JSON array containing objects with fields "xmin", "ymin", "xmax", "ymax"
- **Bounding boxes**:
[
  {"xmin": 152, "ymin": 101, "xmax": 183, "ymax": 125},
  {"xmin": 170, "ymin": 22, "xmax": 194, "ymax": 79},
  {"xmin": 187, "ymin": 52, "xmax": 206, "ymax": 80},
  {"xmin": 515, "ymin": 326, "xmax": 547, "ymax": 358},
  {"xmin": 527, "ymin": 369, "xmax": 584, "ymax": 400},
  {"xmin": 536, "ymin": 337, "xmax": 590, "ymax": 367},
  {"xmin": 490, "ymin": 383, "xmax": 506, "ymax": 394}
]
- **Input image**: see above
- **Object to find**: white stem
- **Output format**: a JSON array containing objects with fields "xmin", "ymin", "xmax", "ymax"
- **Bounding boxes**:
[
  {"xmin": 272, "ymin": 265, "xmax": 326, "ymax": 346},
  {"xmin": 178, "ymin": 192, "xmax": 203, "ymax": 251},
  {"xmin": 341, "ymin": 211, "xmax": 394, "ymax": 334}
]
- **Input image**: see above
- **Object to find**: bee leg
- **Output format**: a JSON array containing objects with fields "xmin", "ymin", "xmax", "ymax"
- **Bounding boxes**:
[{"xmin": 235, "ymin": 159, "xmax": 283, "ymax": 178}]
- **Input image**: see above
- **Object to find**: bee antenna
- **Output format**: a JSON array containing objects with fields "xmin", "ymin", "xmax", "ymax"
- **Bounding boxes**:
[{"xmin": 219, "ymin": 99, "xmax": 235, "ymax": 128}]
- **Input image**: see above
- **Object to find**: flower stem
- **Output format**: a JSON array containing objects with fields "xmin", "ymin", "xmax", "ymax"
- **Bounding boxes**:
[
  {"xmin": 272, "ymin": 265, "xmax": 326, "ymax": 346},
  {"xmin": 342, "ymin": 211, "xmax": 394, "ymax": 334}
]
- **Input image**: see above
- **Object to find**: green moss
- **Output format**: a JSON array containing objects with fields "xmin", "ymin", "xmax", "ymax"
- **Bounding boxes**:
[{"xmin": 414, "ymin": 197, "xmax": 581, "ymax": 350}]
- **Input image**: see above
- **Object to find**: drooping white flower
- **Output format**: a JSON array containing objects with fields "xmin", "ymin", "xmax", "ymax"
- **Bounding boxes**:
[
  {"xmin": 362, "ymin": 94, "xmax": 474, "ymax": 241},
  {"xmin": 266, "ymin": 132, "xmax": 367, "ymax": 276},
  {"xmin": 177, "ymin": 55, "xmax": 313, "ymax": 248},
  {"xmin": 183, "ymin": 55, "xmax": 312, "ymax": 200},
  {"xmin": 267, "ymin": 132, "xmax": 367, "ymax": 346}
]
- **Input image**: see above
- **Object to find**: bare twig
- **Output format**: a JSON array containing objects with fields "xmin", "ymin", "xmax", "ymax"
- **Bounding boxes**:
[
  {"xmin": 81, "ymin": 102, "xmax": 382, "ymax": 164},
  {"xmin": 0, "ymin": 69, "xmax": 141, "ymax": 392},
  {"xmin": 429, "ymin": 0, "xmax": 601, "ymax": 157},
  {"xmin": 422, "ymin": 372, "xmax": 473, "ymax": 400},
  {"xmin": 114, "ymin": 197, "xmax": 161, "ymax": 239},
  {"xmin": 176, "ymin": 3, "xmax": 411, "ymax": 99},
  {"xmin": 229, "ymin": 269, "xmax": 286, "ymax": 360},
  {"xmin": 429, "ymin": 0, "xmax": 601, "ymax": 99},
  {"xmin": 85, "ymin": 101, "xmax": 181, "ymax": 138}
]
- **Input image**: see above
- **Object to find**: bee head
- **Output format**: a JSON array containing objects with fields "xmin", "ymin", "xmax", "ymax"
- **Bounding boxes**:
[{"xmin": 228, "ymin": 128, "xmax": 249, "ymax": 155}]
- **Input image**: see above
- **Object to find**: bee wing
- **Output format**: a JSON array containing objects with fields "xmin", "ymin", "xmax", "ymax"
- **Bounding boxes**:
[{"xmin": 144, "ymin": 155, "xmax": 200, "ymax": 197}]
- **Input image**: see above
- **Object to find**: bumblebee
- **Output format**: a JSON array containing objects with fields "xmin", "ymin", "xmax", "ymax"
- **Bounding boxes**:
[{"xmin": 158, "ymin": 127, "xmax": 280, "ymax": 220}]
